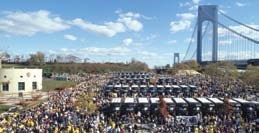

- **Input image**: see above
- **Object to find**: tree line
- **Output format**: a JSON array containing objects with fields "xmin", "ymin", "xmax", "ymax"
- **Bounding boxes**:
[{"xmin": 1, "ymin": 51, "xmax": 150, "ymax": 74}]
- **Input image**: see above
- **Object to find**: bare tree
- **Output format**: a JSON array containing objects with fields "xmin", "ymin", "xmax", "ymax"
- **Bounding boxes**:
[
  {"xmin": 28, "ymin": 52, "xmax": 45, "ymax": 65},
  {"xmin": 1, "ymin": 52, "xmax": 11, "ymax": 63}
]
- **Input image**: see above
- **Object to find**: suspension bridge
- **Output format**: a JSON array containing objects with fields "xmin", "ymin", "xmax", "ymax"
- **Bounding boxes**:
[{"xmin": 182, "ymin": 5, "xmax": 259, "ymax": 68}]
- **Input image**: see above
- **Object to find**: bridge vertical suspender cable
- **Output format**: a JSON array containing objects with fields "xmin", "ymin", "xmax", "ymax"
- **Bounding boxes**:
[
  {"xmin": 190, "ymin": 21, "xmax": 211, "ymax": 60},
  {"xmin": 182, "ymin": 21, "xmax": 197, "ymax": 61}
]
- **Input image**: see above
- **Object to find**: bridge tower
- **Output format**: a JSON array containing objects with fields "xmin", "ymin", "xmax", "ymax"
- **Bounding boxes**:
[
  {"xmin": 197, "ymin": 5, "xmax": 218, "ymax": 63},
  {"xmin": 174, "ymin": 53, "xmax": 180, "ymax": 65}
]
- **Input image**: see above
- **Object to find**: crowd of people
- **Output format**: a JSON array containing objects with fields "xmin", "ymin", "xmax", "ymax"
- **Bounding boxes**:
[
  {"xmin": 0, "ymin": 72, "xmax": 257, "ymax": 132},
  {"xmin": 0, "ymin": 73, "xmax": 112, "ymax": 132}
]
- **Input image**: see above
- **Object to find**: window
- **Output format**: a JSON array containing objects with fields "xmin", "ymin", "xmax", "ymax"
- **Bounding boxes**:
[
  {"xmin": 32, "ymin": 82, "xmax": 37, "ymax": 89},
  {"xmin": 2, "ymin": 83, "xmax": 9, "ymax": 91},
  {"xmin": 18, "ymin": 82, "xmax": 25, "ymax": 91}
]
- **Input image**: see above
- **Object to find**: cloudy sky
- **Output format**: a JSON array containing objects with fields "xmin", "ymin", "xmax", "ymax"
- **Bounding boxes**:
[{"xmin": 0, "ymin": 0, "xmax": 257, "ymax": 67}]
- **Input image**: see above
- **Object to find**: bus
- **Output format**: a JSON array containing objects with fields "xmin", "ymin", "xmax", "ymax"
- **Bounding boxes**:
[
  {"xmin": 157, "ymin": 85, "xmax": 165, "ymax": 95},
  {"xmin": 184, "ymin": 98, "xmax": 201, "ymax": 115},
  {"xmin": 164, "ymin": 85, "xmax": 173, "ymax": 95},
  {"xmin": 121, "ymin": 84, "xmax": 129, "ymax": 94},
  {"xmin": 113, "ymin": 84, "xmax": 121, "ymax": 93},
  {"xmin": 173, "ymin": 98, "xmax": 188, "ymax": 115},
  {"xmin": 111, "ymin": 98, "xmax": 122, "ymax": 111},
  {"xmin": 207, "ymin": 98, "xmax": 224, "ymax": 114},
  {"xmin": 172, "ymin": 85, "xmax": 181, "ymax": 96},
  {"xmin": 131, "ymin": 85, "xmax": 139, "ymax": 93},
  {"xmin": 140, "ymin": 85, "xmax": 148, "ymax": 95},
  {"xmin": 150, "ymin": 98, "xmax": 160, "ymax": 113},
  {"xmin": 196, "ymin": 98, "xmax": 215, "ymax": 115},
  {"xmin": 137, "ymin": 97, "xmax": 150, "ymax": 112},
  {"xmin": 123, "ymin": 98, "xmax": 136, "ymax": 112},
  {"xmin": 233, "ymin": 98, "xmax": 255, "ymax": 119},
  {"xmin": 163, "ymin": 98, "xmax": 175, "ymax": 115},
  {"xmin": 148, "ymin": 85, "xmax": 157, "ymax": 96},
  {"xmin": 179, "ymin": 85, "xmax": 191, "ymax": 97},
  {"xmin": 188, "ymin": 85, "xmax": 198, "ymax": 94}
]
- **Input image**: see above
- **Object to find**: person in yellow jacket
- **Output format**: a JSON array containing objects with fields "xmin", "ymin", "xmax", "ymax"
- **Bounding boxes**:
[
  {"xmin": 194, "ymin": 127, "xmax": 199, "ymax": 133},
  {"xmin": 54, "ymin": 127, "xmax": 59, "ymax": 133},
  {"xmin": 0, "ymin": 127, "xmax": 3, "ymax": 133},
  {"xmin": 210, "ymin": 125, "xmax": 214, "ymax": 133},
  {"xmin": 73, "ymin": 127, "xmax": 80, "ymax": 133},
  {"xmin": 67, "ymin": 125, "xmax": 72, "ymax": 133}
]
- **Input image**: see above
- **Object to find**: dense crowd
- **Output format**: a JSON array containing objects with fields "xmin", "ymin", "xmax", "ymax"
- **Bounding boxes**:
[
  {"xmin": 0, "ymin": 72, "xmax": 257, "ymax": 132},
  {"xmin": 0, "ymin": 73, "xmax": 111, "ymax": 132}
]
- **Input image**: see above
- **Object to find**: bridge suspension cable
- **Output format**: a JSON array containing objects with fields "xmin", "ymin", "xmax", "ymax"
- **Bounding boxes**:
[
  {"xmin": 202, "ymin": 10, "xmax": 259, "ymax": 44},
  {"xmin": 182, "ymin": 20, "xmax": 197, "ymax": 61},
  {"xmin": 218, "ymin": 10, "xmax": 259, "ymax": 32}
]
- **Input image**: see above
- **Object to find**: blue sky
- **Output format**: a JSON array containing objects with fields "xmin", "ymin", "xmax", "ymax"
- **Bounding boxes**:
[{"xmin": 0, "ymin": 0, "xmax": 258, "ymax": 67}]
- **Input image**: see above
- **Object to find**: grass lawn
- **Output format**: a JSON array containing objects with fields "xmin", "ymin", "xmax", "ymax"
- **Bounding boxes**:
[
  {"xmin": 42, "ymin": 79, "xmax": 77, "ymax": 92},
  {"xmin": 0, "ymin": 105, "xmax": 11, "ymax": 113}
]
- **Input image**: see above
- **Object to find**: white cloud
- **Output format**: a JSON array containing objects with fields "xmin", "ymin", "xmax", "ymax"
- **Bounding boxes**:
[
  {"xmin": 79, "ymin": 47, "xmax": 131, "ymax": 56},
  {"xmin": 71, "ymin": 11, "xmax": 144, "ymax": 37},
  {"xmin": 71, "ymin": 18, "xmax": 125, "ymax": 37},
  {"xmin": 61, "ymin": 48, "xmax": 68, "ymax": 52},
  {"xmin": 188, "ymin": 5, "xmax": 199, "ymax": 11},
  {"xmin": 122, "ymin": 38, "xmax": 133, "ymax": 46},
  {"xmin": 179, "ymin": 2, "xmax": 191, "ymax": 7},
  {"xmin": 236, "ymin": 2, "xmax": 246, "ymax": 7},
  {"xmin": 118, "ymin": 12, "xmax": 143, "ymax": 32},
  {"xmin": 167, "ymin": 40, "xmax": 177, "ymax": 44},
  {"xmin": 139, "ymin": 51, "xmax": 157, "ymax": 57},
  {"xmin": 170, "ymin": 20, "xmax": 191, "ymax": 33},
  {"xmin": 192, "ymin": 0, "xmax": 201, "ymax": 4},
  {"xmin": 64, "ymin": 34, "xmax": 77, "ymax": 41},
  {"xmin": 176, "ymin": 13, "xmax": 195, "ymax": 20},
  {"xmin": 0, "ymin": 10, "xmax": 69, "ymax": 36}
]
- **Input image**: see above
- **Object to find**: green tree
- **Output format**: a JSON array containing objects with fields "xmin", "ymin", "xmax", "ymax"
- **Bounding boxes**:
[
  {"xmin": 241, "ymin": 65, "xmax": 259, "ymax": 89},
  {"xmin": 75, "ymin": 91, "xmax": 97, "ymax": 115},
  {"xmin": 202, "ymin": 61, "xmax": 239, "ymax": 80}
]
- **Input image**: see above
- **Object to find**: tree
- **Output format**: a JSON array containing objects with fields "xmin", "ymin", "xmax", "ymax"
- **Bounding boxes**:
[
  {"xmin": 14, "ymin": 55, "xmax": 21, "ymax": 63},
  {"xmin": 55, "ymin": 55, "xmax": 63, "ymax": 63},
  {"xmin": 75, "ymin": 91, "xmax": 97, "ymax": 115},
  {"xmin": 28, "ymin": 52, "xmax": 45, "ymax": 65},
  {"xmin": 65, "ymin": 54, "xmax": 80, "ymax": 63},
  {"xmin": 159, "ymin": 96, "xmax": 169, "ymax": 119},
  {"xmin": 1, "ymin": 52, "xmax": 11, "ymax": 63},
  {"xmin": 202, "ymin": 61, "xmax": 239, "ymax": 80},
  {"xmin": 241, "ymin": 65, "xmax": 259, "ymax": 89},
  {"xmin": 128, "ymin": 58, "xmax": 149, "ymax": 71}
]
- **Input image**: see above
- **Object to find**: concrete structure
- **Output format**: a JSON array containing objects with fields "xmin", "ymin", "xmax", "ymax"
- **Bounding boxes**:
[
  {"xmin": 174, "ymin": 53, "xmax": 180, "ymax": 65},
  {"xmin": 0, "ymin": 52, "xmax": 42, "ymax": 96},
  {"xmin": 197, "ymin": 5, "xmax": 218, "ymax": 63}
]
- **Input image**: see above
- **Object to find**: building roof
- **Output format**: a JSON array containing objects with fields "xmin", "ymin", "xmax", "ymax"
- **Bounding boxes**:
[
  {"xmin": 196, "ymin": 98, "xmax": 212, "ymax": 104},
  {"xmin": 150, "ymin": 98, "xmax": 159, "ymax": 103},
  {"xmin": 111, "ymin": 98, "xmax": 121, "ymax": 103},
  {"xmin": 138, "ymin": 98, "xmax": 149, "ymax": 103},
  {"xmin": 163, "ymin": 98, "xmax": 174, "ymax": 103},
  {"xmin": 125, "ymin": 98, "xmax": 135, "ymax": 103},
  {"xmin": 185, "ymin": 98, "xmax": 199, "ymax": 103},
  {"xmin": 208, "ymin": 98, "xmax": 224, "ymax": 104},
  {"xmin": 173, "ymin": 98, "xmax": 186, "ymax": 103}
]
